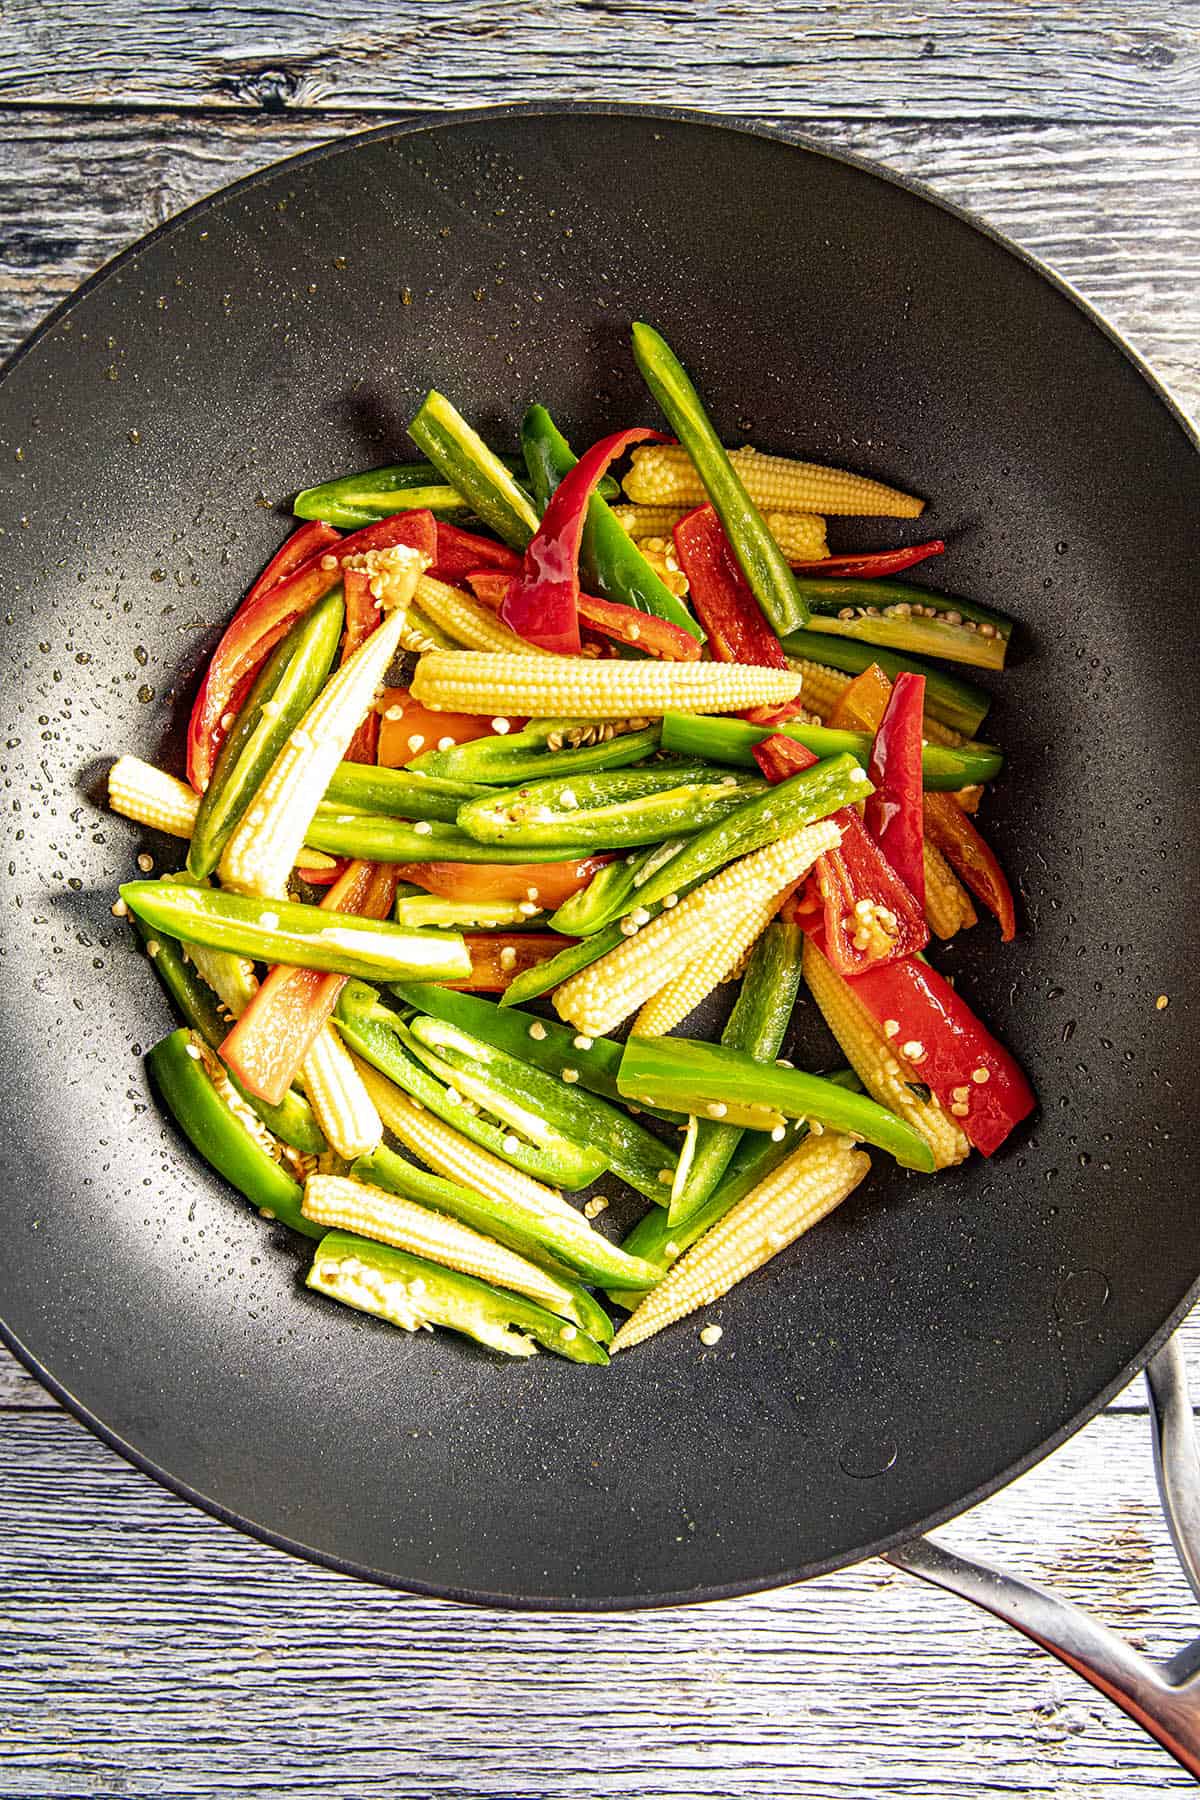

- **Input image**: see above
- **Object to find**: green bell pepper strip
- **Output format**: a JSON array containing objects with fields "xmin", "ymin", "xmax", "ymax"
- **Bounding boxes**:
[
  {"xmin": 667, "ymin": 922, "xmax": 805, "ymax": 1227},
  {"xmin": 497, "ymin": 909, "xmax": 659, "ymax": 1009},
  {"xmin": 607, "ymin": 1071, "xmax": 863, "ymax": 1307},
  {"xmin": 307, "ymin": 1230, "xmax": 610, "ymax": 1363},
  {"xmin": 294, "ymin": 456, "xmax": 617, "ymax": 532},
  {"xmin": 795, "ymin": 577, "xmax": 1013, "ymax": 672},
  {"xmin": 781, "ymin": 628, "xmax": 992, "ymax": 737},
  {"xmin": 146, "ymin": 1028, "xmax": 317, "ymax": 1237},
  {"xmin": 304, "ymin": 811, "xmax": 599, "ymax": 866},
  {"xmin": 618, "ymin": 1035, "xmax": 937, "ymax": 1172},
  {"xmin": 408, "ymin": 721, "xmax": 663, "ymax": 786},
  {"xmin": 323, "ymin": 761, "xmax": 489, "ymax": 824},
  {"xmin": 393, "ymin": 983, "xmax": 681, "ymax": 1119},
  {"xmin": 628, "ymin": 752, "xmax": 870, "ymax": 916},
  {"xmin": 408, "ymin": 391, "xmax": 541, "ymax": 549},
  {"xmin": 187, "ymin": 589, "xmax": 344, "ymax": 878},
  {"xmin": 134, "ymin": 918, "xmax": 327, "ymax": 1156},
  {"xmin": 455, "ymin": 765, "xmax": 766, "ymax": 852},
  {"xmin": 520, "ymin": 404, "xmax": 704, "ymax": 643},
  {"xmin": 120, "ymin": 881, "xmax": 472, "ymax": 982},
  {"xmin": 336, "ymin": 1004, "xmax": 607, "ymax": 1191},
  {"xmin": 631, "ymin": 321, "xmax": 808, "ymax": 636},
  {"xmin": 406, "ymin": 1014, "xmax": 678, "ymax": 1203},
  {"xmin": 660, "ymin": 713, "xmax": 1003, "ymax": 792},
  {"xmin": 548, "ymin": 839, "xmax": 688, "ymax": 937}
]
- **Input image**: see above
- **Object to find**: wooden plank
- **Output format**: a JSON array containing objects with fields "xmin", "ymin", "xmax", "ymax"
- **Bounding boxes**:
[
  {"xmin": 0, "ymin": 2, "xmax": 1198, "ymax": 122},
  {"xmin": 1, "ymin": 113, "xmax": 1196, "ymax": 419},
  {"xmin": 0, "ymin": 1406, "xmax": 1196, "ymax": 1795}
]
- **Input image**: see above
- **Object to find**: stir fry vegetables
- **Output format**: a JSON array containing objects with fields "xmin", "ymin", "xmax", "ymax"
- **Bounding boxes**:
[{"xmin": 105, "ymin": 321, "xmax": 1035, "ymax": 1364}]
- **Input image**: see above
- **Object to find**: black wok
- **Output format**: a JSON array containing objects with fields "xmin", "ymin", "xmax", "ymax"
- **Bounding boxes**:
[{"xmin": 0, "ymin": 111, "xmax": 1197, "ymax": 1647}]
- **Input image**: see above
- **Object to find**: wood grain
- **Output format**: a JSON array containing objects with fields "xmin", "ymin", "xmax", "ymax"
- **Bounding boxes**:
[
  {"xmin": 2, "ymin": 113, "xmax": 1197, "ymax": 420},
  {"xmin": 1, "ymin": 2, "xmax": 1198, "ymax": 121},
  {"xmin": 1, "ymin": 1405, "xmax": 1197, "ymax": 1797}
]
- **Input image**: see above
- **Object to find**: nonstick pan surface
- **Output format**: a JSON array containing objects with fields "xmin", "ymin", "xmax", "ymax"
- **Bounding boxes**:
[{"xmin": 0, "ymin": 107, "xmax": 1197, "ymax": 1608}]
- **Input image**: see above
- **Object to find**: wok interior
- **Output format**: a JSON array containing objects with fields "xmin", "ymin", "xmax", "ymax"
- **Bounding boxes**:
[{"xmin": 0, "ymin": 111, "xmax": 1197, "ymax": 1605}]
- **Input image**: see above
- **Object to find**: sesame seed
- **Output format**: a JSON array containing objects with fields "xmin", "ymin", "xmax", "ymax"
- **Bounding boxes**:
[
  {"xmin": 952, "ymin": 1085, "xmax": 970, "ymax": 1103},
  {"xmin": 1156, "ymin": 994, "xmax": 1170, "ymax": 1011},
  {"xmin": 950, "ymin": 1101, "xmax": 970, "ymax": 1118},
  {"xmin": 146, "ymin": 938, "xmax": 160, "ymax": 959},
  {"xmin": 260, "ymin": 911, "xmax": 279, "ymax": 929},
  {"xmin": 445, "ymin": 1087, "xmax": 462, "ymax": 1108},
  {"xmin": 523, "ymin": 1020, "xmax": 547, "ymax": 1043},
  {"xmin": 561, "ymin": 1068, "xmax": 579, "ymax": 1084},
  {"xmin": 502, "ymin": 1134, "xmax": 520, "ymax": 1155},
  {"xmin": 573, "ymin": 1035, "xmax": 593, "ymax": 1051},
  {"xmin": 559, "ymin": 789, "xmax": 578, "ymax": 809},
  {"xmin": 525, "ymin": 886, "xmax": 540, "ymax": 902},
  {"xmin": 706, "ymin": 1102, "xmax": 728, "ymax": 1119},
  {"xmin": 661, "ymin": 893, "xmax": 679, "ymax": 909},
  {"xmin": 517, "ymin": 901, "xmax": 539, "ymax": 917},
  {"xmin": 491, "ymin": 717, "xmax": 511, "ymax": 734},
  {"xmin": 583, "ymin": 1196, "xmax": 608, "ymax": 1220},
  {"xmin": 627, "ymin": 624, "xmax": 641, "ymax": 641},
  {"xmin": 136, "ymin": 852, "xmax": 154, "ymax": 873},
  {"xmin": 320, "ymin": 553, "xmax": 339, "ymax": 571},
  {"xmin": 384, "ymin": 705, "xmax": 404, "ymax": 722},
  {"xmin": 220, "ymin": 711, "xmax": 236, "ymax": 731},
  {"xmin": 771, "ymin": 1125, "xmax": 786, "ymax": 1141},
  {"xmin": 413, "ymin": 821, "xmax": 432, "ymax": 835},
  {"xmin": 559, "ymin": 1323, "xmax": 578, "ymax": 1342},
  {"xmin": 699, "ymin": 1324, "xmax": 723, "ymax": 1347},
  {"xmin": 657, "ymin": 1169, "xmax": 674, "ymax": 1185},
  {"xmin": 883, "ymin": 1019, "xmax": 900, "ymax": 1038},
  {"xmin": 620, "ymin": 917, "xmax": 640, "ymax": 936},
  {"xmin": 848, "ymin": 766, "xmax": 869, "ymax": 783},
  {"xmin": 809, "ymin": 1119, "xmax": 824, "ymax": 1136},
  {"xmin": 499, "ymin": 947, "xmax": 517, "ymax": 971},
  {"xmin": 663, "ymin": 1239, "xmax": 680, "ymax": 1259},
  {"xmin": 630, "ymin": 906, "xmax": 650, "ymax": 926},
  {"xmin": 972, "ymin": 1066, "xmax": 990, "ymax": 1084},
  {"xmin": 407, "ymin": 733, "xmax": 425, "ymax": 754},
  {"xmin": 261, "ymin": 699, "xmax": 281, "ymax": 720},
  {"xmin": 184, "ymin": 1041, "xmax": 202, "ymax": 1060},
  {"xmin": 901, "ymin": 1039, "xmax": 925, "ymax": 1062}
]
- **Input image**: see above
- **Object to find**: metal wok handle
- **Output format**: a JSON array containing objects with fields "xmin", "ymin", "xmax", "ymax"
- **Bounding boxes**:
[{"xmin": 885, "ymin": 1334, "xmax": 1200, "ymax": 1779}]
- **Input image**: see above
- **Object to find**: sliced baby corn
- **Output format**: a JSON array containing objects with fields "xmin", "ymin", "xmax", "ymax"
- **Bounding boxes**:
[
  {"xmin": 802, "ymin": 936, "xmax": 968, "ymax": 1169},
  {"xmin": 611, "ymin": 1132, "xmax": 871, "ymax": 1350},
  {"xmin": 786, "ymin": 658, "xmax": 851, "ymax": 722},
  {"xmin": 623, "ymin": 444, "xmax": 924, "ymax": 518},
  {"xmin": 413, "ymin": 575, "xmax": 547, "ymax": 656},
  {"xmin": 220, "ymin": 543, "xmax": 423, "ymax": 897},
  {"xmin": 303, "ymin": 1173, "xmax": 587, "ymax": 1324},
  {"xmin": 554, "ymin": 818, "xmax": 841, "ymax": 1038},
  {"xmin": 610, "ymin": 504, "xmax": 690, "ymax": 540},
  {"xmin": 300, "ymin": 1024, "xmax": 382, "ymax": 1159},
  {"xmin": 923, "ymin": 840, "xmax": 978, "ymax": 939},
  {"xmin": 632, "ymin": 880, "xmax": 789, "ymax": 1037},
  {"xmin": 108, "ymin": 756, "xmax": 199, "ymax": 838},
  {"xmin": 349, "ymin": 1052, "xmax": 586, "ymax": 1227},
  {"xmin": 410, "ymin": 649, "xmax": 802, "ymax": 721}
]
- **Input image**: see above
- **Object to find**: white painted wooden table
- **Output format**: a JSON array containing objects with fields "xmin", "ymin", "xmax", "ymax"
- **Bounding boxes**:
[{"xmin": 2, "ymin": 6, "xmax": 1198, "ymax": 1794}]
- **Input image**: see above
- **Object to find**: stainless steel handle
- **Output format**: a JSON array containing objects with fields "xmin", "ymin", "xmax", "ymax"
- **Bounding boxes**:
[{"xmin": 885, "ymin": 1334, "xmax": 1200, "ymax": 1779}]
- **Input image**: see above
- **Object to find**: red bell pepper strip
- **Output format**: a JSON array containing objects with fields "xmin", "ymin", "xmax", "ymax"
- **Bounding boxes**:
[
  {"xmin": 865, "ymin": 671, "xmax": 926, "ymax": 908},
  {"xmin": 431, "ymin": 521, "xmax": 520, "ymax": 585},
  {"xmin": 753, "ymin": 733, "xmax": 927, "ymax": 972},
  {"xmin": 186, "ymin": 512, "xmax": 434, "ymax": 793},
  {"xmin": 445, "ymin": 933, "xmax": 568, "ymax": 994},
  {"xmin": 790, "ymin": 540, "xmax": 945, "ymax": 578},
  {"xmin": 341, "ymin": 566, "xmax": 383, "ymax": 765},
  {"xmin": 671, "ymin": 505, "xmax": 805, "ymax": 719},
  {"xmin": 809, "ymin": 933, "xmax": 1035, "ymax": 1155},
  {"xmin": 798, "ymin": 540, "xmax": 949, "ymax": 576},
  {"xmin": 393, "ymin": 855, "xmax": 612, "ymax": 912},
  {"xmin": 467, "ymin": 570, "xmax": 699, "ymax": 661},
  {"xmin": 923, "ymin": 791, "xmax": 1017, "ymax": 940},
  {"xmin": 500, "ymin": 427, "xmax": 667, "ymax": 655},
  {"xmin": 220, "ymin": 859, "xmax": 399, "ymax": 1104},
  {"xmin": 186, "ymin": 521, "xmax": 340, "ymax": 791}
]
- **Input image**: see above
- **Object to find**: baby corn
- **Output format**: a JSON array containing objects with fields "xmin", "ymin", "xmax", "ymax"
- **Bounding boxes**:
[
  {"xmin": 414, "ymin": 575, "xmax": 547, "ymax": 656},
  {"xmin": 108, "ymin": 756, "xmax": 199, "ymax": 838},
  {"xmin": 303, "ymin": 1173, "xmax": 578, "ymax": 1317},
  {"xmin": 802, "ymin": 937, "xmax": 968, "ymax": 1169},
  {"xmin": 555, "ymin": 819, "xmax": 841, "ymax": 1038},
  {"xmin": 632, "ymin": 881, "xmax": 789, "ymax": 1037},
  {"xmin": 611, "ymin": 1133, "xmax": 871, "ymax": 1350},
  {"xmin": 220, "ymin": 545, "xmax": 422, "ymax": 897},
  {"xmin": 300, "ymin": 1025, "xmax": 383, "ymax": 1160},
  {"xmin": 923, "ymin": 840, "xmax": 978, "ymax": 939},
  {"xmin": 624, "ymin": 444, "xmax": 924, "ymax": 518},
  {"xmin": 410, "ymin": 650, "xmax": 802, "ymax": 721},
  {"xmin": 763, "ymin": 512, "xmax": 829, "ymax": 563}
]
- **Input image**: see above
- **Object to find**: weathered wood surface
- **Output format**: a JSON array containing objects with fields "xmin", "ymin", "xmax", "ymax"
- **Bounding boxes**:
[
  {"xmin": 3, "ymin": 6, "xmax": 1200, "ymax": 1794},
  {"xmin": 1, "ymin": 2, "xmax": 1198, "ymax": 121}
]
